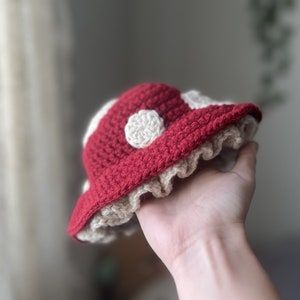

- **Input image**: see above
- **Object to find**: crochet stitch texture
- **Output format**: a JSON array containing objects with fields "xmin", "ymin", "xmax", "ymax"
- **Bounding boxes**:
[{"xmin": 68, "ymin": 83, "xmax": 262, "ymax": 243}]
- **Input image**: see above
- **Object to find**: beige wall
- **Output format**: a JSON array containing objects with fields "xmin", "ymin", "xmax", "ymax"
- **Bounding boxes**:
[{"xmin": 248, "ymin": 6, "xmax": 300, "ymax": 243}]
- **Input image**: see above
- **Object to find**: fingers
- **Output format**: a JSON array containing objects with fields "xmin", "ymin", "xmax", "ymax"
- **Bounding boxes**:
[{"xmin": 232, "ymin": 142, "xmax": 258, "ymax": 181}]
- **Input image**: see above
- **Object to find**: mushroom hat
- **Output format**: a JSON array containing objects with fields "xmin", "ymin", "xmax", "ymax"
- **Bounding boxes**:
[{"xmin": 68, "ymin": 83, "xmax": 262, "ymax": 243}]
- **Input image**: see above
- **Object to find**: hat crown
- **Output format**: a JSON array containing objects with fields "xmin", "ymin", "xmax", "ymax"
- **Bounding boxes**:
[
  {"xmin": 83, "ymin": 83, "xmax": 190, "ymax": 180},
  {"xmin": 68, "ymin": 82, "xmax": 262, "ymax": 240}
]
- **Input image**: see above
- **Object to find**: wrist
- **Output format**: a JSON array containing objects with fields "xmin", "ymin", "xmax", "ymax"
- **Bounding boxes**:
[
  {"xmin": 168, "ymin": 223, "xmax": 248, "ymax": 281},
  {"xmin": 168, "ymin": 224, "xmax": 280, "ymax": 300}
]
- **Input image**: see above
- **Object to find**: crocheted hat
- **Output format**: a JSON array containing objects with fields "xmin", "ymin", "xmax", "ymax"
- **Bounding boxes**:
[{"xmin": 68, "ymin": 83, "xmax": 262, "ymax": 243}]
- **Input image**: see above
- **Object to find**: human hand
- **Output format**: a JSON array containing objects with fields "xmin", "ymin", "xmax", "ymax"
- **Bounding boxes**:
[{"xmin": 136, "ymin": 142, "xmax": 258, "ymax": 269}]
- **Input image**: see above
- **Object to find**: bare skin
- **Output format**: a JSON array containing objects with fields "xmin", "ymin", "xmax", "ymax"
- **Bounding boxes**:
[{"xmin": 136, "ymin": 142, "xmax": 281, "ymax": 300}]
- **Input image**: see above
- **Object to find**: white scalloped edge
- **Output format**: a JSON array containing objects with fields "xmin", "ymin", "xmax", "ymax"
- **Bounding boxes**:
[{"xmin": 76, "ymin": 115, "xmax": 258, "ymax": 243}]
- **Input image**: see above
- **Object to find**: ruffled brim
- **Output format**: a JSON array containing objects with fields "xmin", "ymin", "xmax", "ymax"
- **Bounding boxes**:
[{"xmin": 76, "ymin": 115, "xmax": 258, "ymax": 243}]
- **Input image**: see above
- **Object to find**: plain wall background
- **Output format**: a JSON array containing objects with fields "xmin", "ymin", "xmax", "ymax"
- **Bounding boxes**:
[{"xmin": 71, "ymin": 0, "xmax": 300, "ymax": 246}]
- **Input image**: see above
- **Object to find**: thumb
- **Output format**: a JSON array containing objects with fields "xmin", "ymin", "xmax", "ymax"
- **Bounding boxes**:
[{"xmin": 232, "ymin": 142, "xmax": 258, "ymax": 181}]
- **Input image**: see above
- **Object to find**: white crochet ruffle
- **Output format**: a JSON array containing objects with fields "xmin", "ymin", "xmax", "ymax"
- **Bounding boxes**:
[{"xmin": 77, "ymin": 115, "xmax": 258, "ymax": 243}]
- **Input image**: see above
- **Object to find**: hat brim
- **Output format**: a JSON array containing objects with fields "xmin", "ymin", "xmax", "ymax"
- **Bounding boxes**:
[{"xmin": 68, "ymin": 103, "xmax": 262, "ymax": 240}]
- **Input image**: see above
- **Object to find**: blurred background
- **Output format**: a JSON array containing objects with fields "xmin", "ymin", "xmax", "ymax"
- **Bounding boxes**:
[{"xmin": 0, "ymin": 0, "xmax": 299, "ymax": 299}]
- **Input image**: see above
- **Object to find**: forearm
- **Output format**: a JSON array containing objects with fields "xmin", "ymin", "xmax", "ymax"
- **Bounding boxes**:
[{"xmin": 168, "ymin": 225, "xmax": 281, "ymax": 300}]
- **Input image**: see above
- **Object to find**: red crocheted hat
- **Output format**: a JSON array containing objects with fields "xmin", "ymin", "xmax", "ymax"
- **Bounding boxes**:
[{"xmin": 68, "ymin": 83, "xmax": 262, "ymax": 243}]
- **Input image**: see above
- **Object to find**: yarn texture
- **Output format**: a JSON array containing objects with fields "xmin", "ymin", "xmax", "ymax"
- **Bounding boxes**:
[
  {"xmin": 124, "ymin": 109, "xmax": 165, "ymax": 148},
  {"xmin": 67, "ymin": 83, "xmax": 262, "ymax": 243}
]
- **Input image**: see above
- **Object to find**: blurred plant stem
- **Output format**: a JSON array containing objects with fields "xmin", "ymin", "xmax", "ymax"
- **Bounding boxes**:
[{"xmin": 249, "ymin": 0, "xmax": 295, "ymax": 107}]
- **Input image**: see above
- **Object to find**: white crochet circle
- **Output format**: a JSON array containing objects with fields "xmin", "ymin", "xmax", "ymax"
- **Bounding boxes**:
[
  {"xmin": 82, "ymin": 180, "xmax": 90, "ymax": 193},
  {"xmin": 181, "ymin": 90, "xmax": 232, "ymax": 109},
  {"xmin": 124, "ymin": 109, "xmax": 165, "ymax": 148},
  {"xmin": 82, "ymin": 99, "xmax": 117, "ymax": 146}
]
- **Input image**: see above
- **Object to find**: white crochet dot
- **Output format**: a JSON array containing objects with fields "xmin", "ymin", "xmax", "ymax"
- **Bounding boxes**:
[
  {"xmin": 82, "ymin": 99, "xmax": 117, "ymax": 146},
  {"xmin": 181, "ymin": 90, "xmax": 216, "ymax": 109},
  {"xmin": 82, "ymin": 180, "xmax": 90, "ymax": 193},
  {"xmin": 181, "ymin": 90, "xmax": 232, "ymax": 109},
  {"xmin": 125, "ymin": 109, "xmax": 165, "ymax": 148}
]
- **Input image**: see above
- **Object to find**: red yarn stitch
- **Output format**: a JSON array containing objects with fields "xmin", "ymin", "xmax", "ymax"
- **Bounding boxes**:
[{"xmin": 67, "ymin": 83, "xmax": 262, "ymax": 237}]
